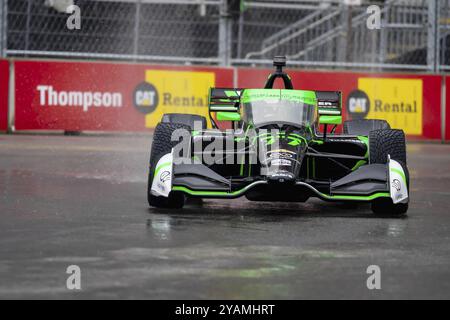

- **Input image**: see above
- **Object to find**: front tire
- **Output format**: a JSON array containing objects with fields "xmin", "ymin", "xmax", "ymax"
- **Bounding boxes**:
[
  {"xmin": 369, "ymin": 129, "xmax": 407, "ymax": 165},
  {"xmin": 369, "ymin": 129, "xmax": 409, "ymax": 215},
  {"xmin": 371, "ymin": 198, "xmax": 408, "ymax": 216},
  {"xmin": 148, "ymin": 122, "xmax": 191, "ymax": 209}
]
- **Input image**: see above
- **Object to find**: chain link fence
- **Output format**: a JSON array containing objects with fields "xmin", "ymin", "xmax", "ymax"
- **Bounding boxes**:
[
  {"xmin": 438, "ymin": 0, "xmax": 450, "ymax": 70},
  {"xmin": 1, "ymin": 0, "xmax": 450, "ymax": 72}
]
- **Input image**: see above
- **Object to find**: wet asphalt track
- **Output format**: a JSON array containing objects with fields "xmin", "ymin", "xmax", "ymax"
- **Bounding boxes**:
[{"xmin": 0, "ymin": 134, "xmax": 450, "ymax": 300}]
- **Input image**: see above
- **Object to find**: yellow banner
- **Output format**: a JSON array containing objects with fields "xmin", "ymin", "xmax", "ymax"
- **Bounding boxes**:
[
  {"xmin": 358, "ymin": 78, "xmax": 423, "ymax": 135},
  {"xmin": 144, "ymin": 70, "xmax": 215, "ymax": 128}
]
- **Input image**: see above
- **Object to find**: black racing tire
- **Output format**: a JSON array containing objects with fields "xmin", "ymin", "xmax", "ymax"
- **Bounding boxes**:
[
  {"xmin": 371, "ymin": 198, "xmax": 409, "ymax": 216},
  {"xmin": 369, "ymin": 129, "xmax": 409, "ymax": 215},
  {"xmin": 343, "ymin": 119, "xmax": 390, "ymax": 135},
  {"xmin": 369, "ymin": 129, "xmax": 407, "ymax": 165},
  {"xmin": 148, "ymin": 122, "xmax": 191, "ymax": 209}
]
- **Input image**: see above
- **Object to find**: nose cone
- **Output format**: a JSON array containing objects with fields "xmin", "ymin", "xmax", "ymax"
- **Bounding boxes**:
[
  {"xmin": 260, "ymin": 139, "xmax": 307, "ymax": 182},
  {"xmin": 267, "ymin": 171, "xmax": 296, "ymax": 183}
]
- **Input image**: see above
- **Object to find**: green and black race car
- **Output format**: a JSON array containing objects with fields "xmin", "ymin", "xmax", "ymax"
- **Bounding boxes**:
[{"xmin": 148, "ymin": 57, "xmax": 409, "ymax": 215}]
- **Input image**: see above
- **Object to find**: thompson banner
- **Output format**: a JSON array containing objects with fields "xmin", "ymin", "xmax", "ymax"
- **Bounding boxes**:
[
  {"xmin": 0, "ymin": 60, "xmax": 9, "ymax": 132},
  {"xmin": 14, "ymin": 60, "xmax": 234, "ymax": 132},
  {"xmin": 238, "ymin": 68, "xmax": 442, "ymax": 140}
]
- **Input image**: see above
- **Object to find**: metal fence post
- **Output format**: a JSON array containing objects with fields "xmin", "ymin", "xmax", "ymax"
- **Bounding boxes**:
[
  {"xmin": 436, "ymin": 1, "xmax": 442, "ymax": 72},
  {"xmin": 427, "ymin": 0, "xmax": 438, "ymax": 72},
  {"xmin": 0, "ymin": 0, "xmax": 5, "ymax": 57},
  {"xmin": 25, "ymin": 0, "xmax": 31, "ymax": 53},
  {"xmin": 133, "ymin": 0, "xmax": 141, "ymax": 59},
  {"xmin": 346, "ymin": 4, "xmax": 353, "ymax": 63},
  {"xmin": 219, "ymin": 0, "xmax": 232, "ymax": 66},
  {"xmin": 337, "ymin": 4, "xmax": 349, "ymax": 62},
  {"xmin": 379, "ymin": 2, "xmax": 388, "ymax": 64},
  {"xmin": 236, "ymin": 6, "xmax": 244, "ymax": 59}
]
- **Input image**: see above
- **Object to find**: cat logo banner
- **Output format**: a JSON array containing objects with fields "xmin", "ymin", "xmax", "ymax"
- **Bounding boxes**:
[
  {"xmin": 141, "ymin": 70, "xmax": 216, "ymax": 128},
  {"xmin": 348, "ymin": 78, "xmax": 423, "ymax": 135}
]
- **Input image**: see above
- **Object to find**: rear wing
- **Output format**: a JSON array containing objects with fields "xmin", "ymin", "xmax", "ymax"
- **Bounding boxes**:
[
  {"xmin": 208, "ymin": 88, "xmax": 243, "ymax": 112},
  {"xmin": 315, "ymin": 91, "xmax": 342, "ymax": 116}
]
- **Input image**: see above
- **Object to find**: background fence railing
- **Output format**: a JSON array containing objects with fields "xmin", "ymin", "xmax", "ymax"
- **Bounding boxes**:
[{"xmin": 1, "ymin": 0, "xmax": 450, "ymax": 72}]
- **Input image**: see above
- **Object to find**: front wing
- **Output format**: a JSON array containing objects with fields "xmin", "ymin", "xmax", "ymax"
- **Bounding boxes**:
[{"xmin": 151, "ymin": 151, "xmax": 409, "ymax": 204}]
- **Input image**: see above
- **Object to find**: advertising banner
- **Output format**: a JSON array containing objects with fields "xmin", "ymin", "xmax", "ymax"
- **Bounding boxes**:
[
  {"xmin": 0, "ymin": 60, "xmax": 8, "ymax": 132},
  {"xmin": 14, "ymin": 60, "xmax": 233, "ymax": 132},
  {"xmin": 446, "ymin": 77, "xmax": 450, "ymax": 141},
  {"xmin": 141, "ymin": 70, "xmax": 215, "ymax": 128},
  {"xmin": 238, "ymin": 68, "xmax": 441, "ymax": 140}
]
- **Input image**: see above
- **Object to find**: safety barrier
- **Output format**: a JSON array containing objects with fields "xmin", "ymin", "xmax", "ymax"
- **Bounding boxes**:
[
  {"xmin": 238, "ymin": 68, "xmax": 442, "ymax": 140},
  {"xmin": 0, "ymin": 60, "xmax": 8, "ymax": 132},
  {"xmin": 12, "ymin": 60, "xmax": 234, "ymax": 132},
  {"xmin": 446, "ymin": 77, "xmax": 450, "ymax": 141},
  {"xmin": 1, "ymin": 58, "xmax": 449, "ymax": 141}
]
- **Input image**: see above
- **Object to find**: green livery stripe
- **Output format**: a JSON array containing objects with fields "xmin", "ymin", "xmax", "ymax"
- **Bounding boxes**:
[
  {"xmin": 288, "ymin": 139, "xmax": 301, "ymax": 146},
  {"xmin": 217, "ymin": 111, "xmax": 241, "ymax": 121},
  {"xmin": 210, "ymin": 105, "xmax": 238, "ymax": 109},
  {"xmin": 173, "ymin": 185, "xmax": 251, "ymax": 197},
  {"xmin": 287, "ymin": 133, "xmax": 307, "ymax": 144},
  {"xmin": 320, "ymin": 192, "xmax": 390, "ymax": 201},
  {"xmin": 357, "ymin": 136, "xmax": 369, "ymax": 158},
  {"xmin": 319, "ymin": 115, "xmax": 342, "ymax": 125},
  {"xmin": 252, "ymin": 132, "xmax": 307, "ymax": 146},
  {"xmin": 391, "ymin": 168, "xmax": 406, "ymax": 185},
  {"xmin": 224, "ymin": 90, "xmax": 239, "ymax": 97},
  {"xmin": 241, "ymin": 89, "xmax": 316, "ymax": 104},
  {"xmin": 210, "ymin": 107, "xmax": 239, "ymax": 112},
  {"xmin": 172, "ymin": 185, "xmax": 390, "ymax": 201},
  {"xmin": 351, "ymin": 160, "xmax": 367, "ymax": 171},
  {"xmin": 154, "ymin": 162, "xmax": 171, "ymax": 177}
]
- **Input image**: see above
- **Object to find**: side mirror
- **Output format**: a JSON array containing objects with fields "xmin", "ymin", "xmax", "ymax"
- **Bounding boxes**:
[
  {"xmin": 216, "ymin": 112, "xmax": 241, "ymax": 122},
  {"xmin": 319, "ymin": 115, "xmax": 342, "ymax": 125}
]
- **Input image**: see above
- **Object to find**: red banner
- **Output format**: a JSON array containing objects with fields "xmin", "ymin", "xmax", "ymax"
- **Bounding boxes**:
[
  {"xmin": 446, "ymin": 77, "xmax": 450, "ymax": 141},
  {"xmin": 0, "ymin": 60, "xmax": 8, "ymax": 132},
  {"xmin": 12, "ymin": 60, "xmax": 444, "ymax": 139},
  {"xmin": 14, "ymin": 60, "xmax": 234, "ymax": 132},
  {"xmin": 238, "ymin": 68, "xmax": 442, "ymax": 140}
]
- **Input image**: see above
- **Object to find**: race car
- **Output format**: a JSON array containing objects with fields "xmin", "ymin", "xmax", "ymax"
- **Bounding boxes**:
[{"xmin": 147, "ymin": 56, "xmax": 409, "ymax": 215}]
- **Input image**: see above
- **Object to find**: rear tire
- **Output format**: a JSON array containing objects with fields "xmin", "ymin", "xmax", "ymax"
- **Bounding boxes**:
[
  {"xmin": 148, "ymin": 122, "xmax": 191, "ymax": 209},
  {"xmin": 344, "ymin": 119, "xmax": 390, "ymax": 135}
]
